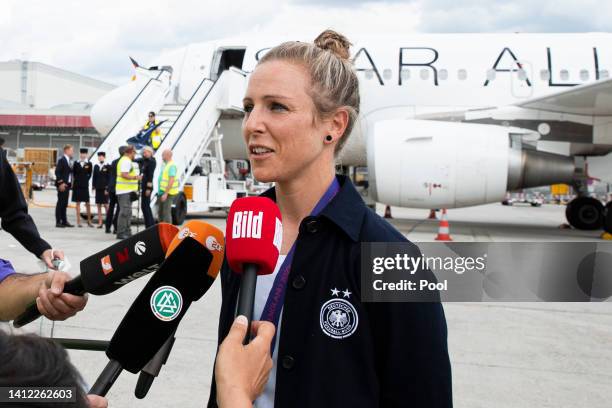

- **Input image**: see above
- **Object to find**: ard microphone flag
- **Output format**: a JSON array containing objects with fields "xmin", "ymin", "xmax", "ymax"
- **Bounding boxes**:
[
  {"xmin": 13, "ymin": 223, "xmax": 178, "ymax": 328},
  {"xmin": 226, "ymin": 197, "xmax": 282, "ymax": 276}
]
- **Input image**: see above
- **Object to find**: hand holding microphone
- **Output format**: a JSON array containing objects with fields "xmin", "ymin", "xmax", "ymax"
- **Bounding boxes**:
[
  {"xmin": 13, "ymin": 223, "xmax": 179, "ymax": 328},
  {"xmin": 215, "ymin": 316, "xmax": 276, "ymax": 408}
]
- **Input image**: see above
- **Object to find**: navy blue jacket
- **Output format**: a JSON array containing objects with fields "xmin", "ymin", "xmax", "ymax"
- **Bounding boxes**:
[
  {"xmin": 55, "ymin": 156, "xmax": 71, "ymax": 187},
  {"xmin": 208, "ymin": 175, "xmax": 452, "ymax": 408}
]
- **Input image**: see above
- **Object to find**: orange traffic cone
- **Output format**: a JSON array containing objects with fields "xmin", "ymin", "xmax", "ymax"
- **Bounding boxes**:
[
  {"xmin": 428, "ymin": 209, "xmax": 438, "ymax": 220},
  {"xmin": 384, "ymin": 205, "xmax": 393, "ymax": 219},
  {"xmin": 435, "ymin": 209, "xmax": 453, "ymax": 241}
]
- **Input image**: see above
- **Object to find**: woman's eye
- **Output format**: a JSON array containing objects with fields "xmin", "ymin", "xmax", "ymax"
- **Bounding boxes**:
[
  {"xmin": 271, "ymin": 102, "xmax": 288, "ymax": 112},
  {"xmin": 243, "ymin": 104, "xmax": 253, "ymax": 113}
]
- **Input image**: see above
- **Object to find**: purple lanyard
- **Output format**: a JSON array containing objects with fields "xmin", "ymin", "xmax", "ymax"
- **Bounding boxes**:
[{"xmin": 259, "ymin": 177, "xmax": 340, "ymax": 351}]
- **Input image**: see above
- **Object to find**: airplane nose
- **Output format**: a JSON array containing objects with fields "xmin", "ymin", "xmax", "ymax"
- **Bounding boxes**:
[{"xmin": 91, "ymin": 77, "xmax": 149, "ymax": 136}]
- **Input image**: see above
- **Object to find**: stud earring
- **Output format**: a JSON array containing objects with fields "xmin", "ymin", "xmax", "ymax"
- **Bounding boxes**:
[{"xmin": 325, "ymin": 135, "xmax": 333, "ymax": 142}]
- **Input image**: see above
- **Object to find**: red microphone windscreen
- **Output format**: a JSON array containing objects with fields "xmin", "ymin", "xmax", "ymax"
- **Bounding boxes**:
[{"xmin": 226, "ymin": 197, "xmax": 282, "ymax": 275}]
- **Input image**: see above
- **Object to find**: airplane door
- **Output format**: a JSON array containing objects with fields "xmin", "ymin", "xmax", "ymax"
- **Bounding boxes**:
[
  {"xmin": 211, "ymin": 48, "xmax": 246, "ymax": 81},
  {"xmin": 511, "ymin": 60, "xmax": 534, "ymax": 99},
  {"xmin": 179, "ymin": 43, "xmax": 216, "ymax": 103}
]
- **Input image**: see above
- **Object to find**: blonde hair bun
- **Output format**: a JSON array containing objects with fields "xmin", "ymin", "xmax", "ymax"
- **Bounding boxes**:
[{"xmin": 314, "ymin": 30, "xmax": 352, "ymax": 61}]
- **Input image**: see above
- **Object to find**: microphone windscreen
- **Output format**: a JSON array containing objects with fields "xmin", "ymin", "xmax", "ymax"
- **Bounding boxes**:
[
  {"xmin": 80, "ymin": 223, "xmax": 178, "ymax": 295},
  {"xmin": 226, "ymin": 197, "xmax": 282, "ymax": 276},
  {"xmin": 106, "ymin": 237, "xmax": 213, "ymax": 373},
  {"xmin": 166, "ymin": 220, "xmax": 225, "ymax": 279}
]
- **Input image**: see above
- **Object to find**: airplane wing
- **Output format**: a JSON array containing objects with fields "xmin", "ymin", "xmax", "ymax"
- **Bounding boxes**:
[{"xmin": 516, "ymin": 77, "xmax": 612, "ymax": 116}]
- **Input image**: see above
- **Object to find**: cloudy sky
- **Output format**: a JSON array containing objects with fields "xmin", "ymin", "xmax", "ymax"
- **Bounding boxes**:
[{"xmin": 0, "ymin": 0, "xmax": 609, "ymax": 84}]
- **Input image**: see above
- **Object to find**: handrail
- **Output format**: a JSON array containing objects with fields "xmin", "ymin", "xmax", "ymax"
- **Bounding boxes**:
[
  {"xmin": 91, "ymin": 71, "xmax": 164, "ymax": 158},
  {"xmin": 154, "ymin": 76, "xmax": 213, "ymax": 152}
]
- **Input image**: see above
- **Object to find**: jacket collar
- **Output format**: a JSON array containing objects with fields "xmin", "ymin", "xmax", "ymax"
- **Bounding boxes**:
[{"xmin": 260, "ymin": 174, "xmax": 366, "ymax": 242}]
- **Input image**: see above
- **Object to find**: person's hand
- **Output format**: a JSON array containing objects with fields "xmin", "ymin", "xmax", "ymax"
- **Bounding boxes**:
[
  {"xmin": 105, "ymin": 190, "xmax": 109, "ymax": 196},
  {"xmin": 161, "ymin": 193, "xmax": 168, "ymax": 202},
  {"xmin": 137, "ymin": 175, "xmax": 143, "ymax": 180},
  {"xmin": 40, "ymin": 249, "xmax": 64, "ymax": 271},
  {"xmin": 87, "ymin": 395, "xmax": 108, "ymax": 408},
  {"xmin": 215, "ymin": 316, "xmax": 275, "ymax": 407},
  {"xmin": 36, "ymin": 270, "xmax": 88, "ymax": 321},
  {"xmin": 58, "ymin": 183, "xmax": 66, "ymax": 192},
  {"xmin": 145, "ymin": 189, "xmax": 151, "ymax": 197}
]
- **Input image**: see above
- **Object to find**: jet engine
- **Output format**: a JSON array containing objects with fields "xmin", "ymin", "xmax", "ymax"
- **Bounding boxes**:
[{"xmin": 367, "ymin": 120, "xmax": 575, "ymax": 208}]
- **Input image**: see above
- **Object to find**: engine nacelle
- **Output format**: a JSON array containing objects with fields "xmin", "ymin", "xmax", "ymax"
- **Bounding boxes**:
[{"xmin": 367, "ymin": 120, "xmax": 574, "ymax": 209}]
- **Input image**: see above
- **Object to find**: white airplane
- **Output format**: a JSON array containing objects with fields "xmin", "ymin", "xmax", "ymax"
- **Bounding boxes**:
[{"xmin": 91, "ymin": 32, "xmax": 612, "ymax": 232}]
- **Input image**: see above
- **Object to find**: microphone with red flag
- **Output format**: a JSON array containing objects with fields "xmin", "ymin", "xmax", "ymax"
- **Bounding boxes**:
[
  {"xmin": 226, "ymin": 197, "xmax": 282, "ymax": 343},
  {"xmin": 13, "ymin": 223, "xmax": 179, "ymax": 328}
]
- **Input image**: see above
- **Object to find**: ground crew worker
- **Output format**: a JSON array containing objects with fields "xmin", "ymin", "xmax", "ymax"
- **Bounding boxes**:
[
  {"xmin": 92, "ymin": 152, "xmax": 110, "ymax": 228},
  {"xmin": 157, "ymin": 149, "xmax": 177, "ymax": 224},
  {"xmin": 72, "ymin": 148, "xmax": 93, "ymax": 228},
  {"xmin": 144, "ymin": 112, "xmax": 163, "ymax": 150},
  {"xmin": 115, "ymin": 145, "xmax": 141, "ymax": 239}
]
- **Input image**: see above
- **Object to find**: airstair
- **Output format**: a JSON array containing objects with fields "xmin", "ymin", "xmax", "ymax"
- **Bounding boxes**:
[{"xmin": 93, "ymin": 67, "xmax": 248, "ymax": 224}]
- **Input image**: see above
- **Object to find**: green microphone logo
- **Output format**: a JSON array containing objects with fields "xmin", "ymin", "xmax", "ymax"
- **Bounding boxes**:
[{"xmin": 150, "ymin": 286, "xmax": 183, "ymax": 321}]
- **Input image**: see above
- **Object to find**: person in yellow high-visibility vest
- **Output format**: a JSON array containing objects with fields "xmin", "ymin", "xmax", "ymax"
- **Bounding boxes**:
[
  {"xmin": 157, "ymin": 149, "xmax": 178, "ymax": 224},
  {"xmin": 115, "ymin": 145, "xmax": 141, "ymax": 239},
  {"xmin": 144, "ymin": 111, "xmax": 163, "ymax": 150}
]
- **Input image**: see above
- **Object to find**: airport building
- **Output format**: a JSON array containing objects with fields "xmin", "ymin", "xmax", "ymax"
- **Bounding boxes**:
[{"xmin": 0, "ymin": 60, "xmax": 115, "ymax": 156}]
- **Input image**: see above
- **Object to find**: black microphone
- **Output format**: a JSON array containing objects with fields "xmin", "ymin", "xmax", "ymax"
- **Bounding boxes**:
[
  {"xmin": 134, "ymin": 329, "xmax": 176, "ymax": 399},
  {"xmin": 132, "ymin": 220, "xmax": 226, "ymax": 398},
  {"xmin": 13, "ymin": 223, "xmax": 178, "ymax": 328},
  {"xmin": 89, "ymin": 236, "xmax": 218, "ymax": 396}
]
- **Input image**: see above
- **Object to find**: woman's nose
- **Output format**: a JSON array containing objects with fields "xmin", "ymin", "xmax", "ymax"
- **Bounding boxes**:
[{"xmin": 243, "ymin": 106, "xmax": 265, "ymax": 134}]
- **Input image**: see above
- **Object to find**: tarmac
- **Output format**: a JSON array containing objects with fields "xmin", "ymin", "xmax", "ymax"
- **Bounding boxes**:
[{"xmin": 1, "ymin": 189, "xmax": 611, "ymax": 408}]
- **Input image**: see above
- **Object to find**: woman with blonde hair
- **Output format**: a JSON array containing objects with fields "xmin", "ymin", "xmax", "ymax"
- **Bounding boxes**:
[{"xmin": 210, "ymin": 30, "xmax": 452, "ymax": 408}]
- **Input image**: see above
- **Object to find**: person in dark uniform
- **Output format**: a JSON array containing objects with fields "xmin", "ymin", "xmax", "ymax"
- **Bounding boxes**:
[
  {"xmin": 137, "ymin": 145, "xmax": 156, "ymax": 228},
  {"xmin": 55, "ymin": 144, "xmax": 74, "ymax": 228},
  {"xmin": 92, "ymin": 151, "xmax": 110, "ymax": 228},
  {"xmin": 72, "ymin": 148, "xmax": 93, "ymax": 227},
  {"xmin": 104, "ymin": 146, "xmax": 126, "ymax": 234},
  {"xmin": 208, "ymin": 31, "xmax": 451, "ymax": 408}
]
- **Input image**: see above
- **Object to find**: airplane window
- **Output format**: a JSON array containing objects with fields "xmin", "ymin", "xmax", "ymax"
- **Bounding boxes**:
[
  {"xmin": 540, "ymin": 69, "xmax": 550, "ymax": 81},
  {"xmin": 420, "ymin": 68, "xmax": 429, "ymax": 80},
  {"xmin": 439, "ymin": 69, "xmax": 448, "ymax": 80},
  {"xmin": 365, "ymin": 70, "xmax": 374, "ymax": 80},
  {"xmin": 486, "ymin": 69, "xmax": 496, "ymax": 81},
  {"xmin": 599, "ymin": 70, "xmax": 610, "ymax": 79},
  {"xmin": 580, "ymin": 69, "xmax": 589, "ymax": 81},
  {"xmin": 458, "ymin": 69, "xmax": 467, "ymax": 80},
  {"xmin": 517, "ymin": 69, "xmax": 527, "ymax": 81},
  {"xmin": 400, "ymin": 69, "xmax": 410, "ymax": 81},
  {"xmin": 560, "ymin": 69, "xmax": 569, "ymax": 81},
  {"xmin": 383, "ymin": 69, "xmax": 392, "ymax": 80}
]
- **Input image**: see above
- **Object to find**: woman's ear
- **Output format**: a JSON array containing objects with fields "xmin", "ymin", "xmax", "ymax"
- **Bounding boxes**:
[{"xmin": 328, "ymin": 108, "xmax": 350, "ymax": 139}]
